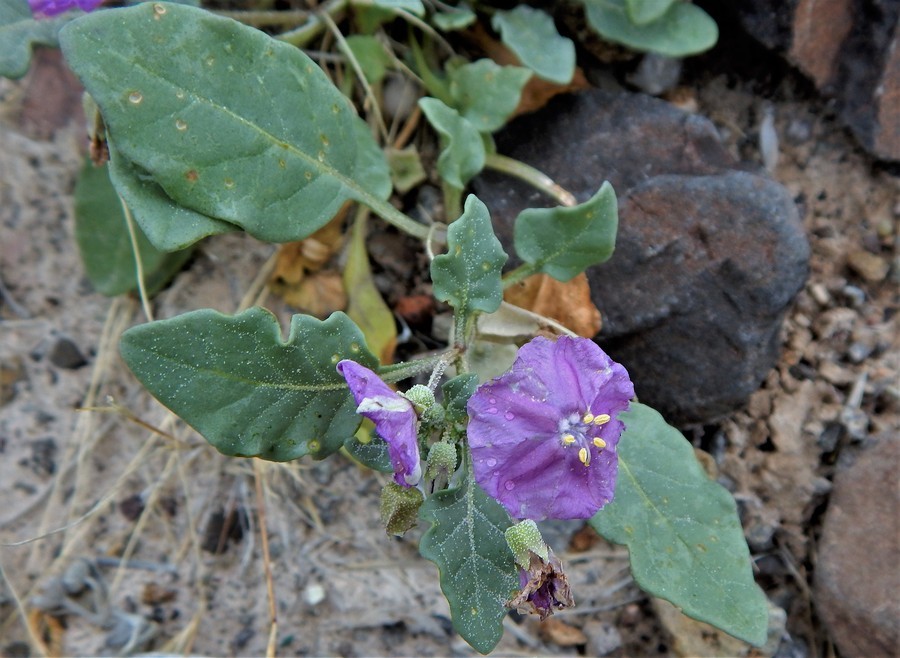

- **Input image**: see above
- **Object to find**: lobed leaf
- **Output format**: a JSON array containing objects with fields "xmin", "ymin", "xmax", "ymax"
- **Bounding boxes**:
[
  {"xmin": 120, "ymin": 308, "xmax": 378, "ymax": 461},
  {"xmin": 344, "ymin": 435, "xmax": 393, "ymax": 473},
  {"xmin": 431, "ymin": 195, "xmax": 507, "ymax": 320},
  {"xmin": 514, "ymin": 182, "xmax": 618, "ymax": 282},
  {"xmin": 74, "ymin": 159, "xmax": 193, "ymax": 296},
  {"xmin": 590, "ymin": 403, "xmax": 769, "ymax": 646},
  {"xmin": 59, "ymin": 2, "xmax": 391, "ymax": 247},
  {"xmin": 419, "ymin": 477, "xmax": 518, "ymax": 654},
  {"xmin": 491, "ymin": 6, "xmax": 575, "ymax": 84},
  {"xmin": 582, "ymin": 0, "xmax": 718, "ymax": 57},
  {"xmin": 0, "ymin": 0, "xmax": 68, "ymax": 79},
  {"xmin": 418, "ymin": 97, "xmax": 485, "ymax": 188},
  {"xmin": 448, "ymin": 59, "xmax": 532, "ymax": 133}
]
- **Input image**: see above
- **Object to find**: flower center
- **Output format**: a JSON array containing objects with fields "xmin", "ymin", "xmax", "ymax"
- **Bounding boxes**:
[{"xmin": 558, "ymin": 411, "xmax": 611, "ymax": 466}]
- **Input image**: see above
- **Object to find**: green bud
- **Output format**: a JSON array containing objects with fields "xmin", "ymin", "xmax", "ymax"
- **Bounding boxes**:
[
  {"xmin": 505, "ymin": 520, "xmax": 549, "ymax": 568},
  {"xmin": 424, "ymin": 441, "xmax": 458, "ymax": 481},
  {"xmin": 380, "ymin": 482, "xmax": 424, "ymax": 536},
  {"xmin": 403, "ymin": 384, "xmax": 435, "ymax": 412}
]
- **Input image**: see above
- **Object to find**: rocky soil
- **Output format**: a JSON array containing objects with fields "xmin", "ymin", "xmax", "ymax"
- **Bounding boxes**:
[{"xmin": 1, "ymin": 6, "xmax": 898, "ymax": 658}]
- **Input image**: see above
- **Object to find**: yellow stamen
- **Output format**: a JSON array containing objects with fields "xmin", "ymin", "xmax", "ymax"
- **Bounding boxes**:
[
  {"xmin": 582, "ymin": 412, "xmax": 595, "ymax": 424},
  {"xmin": 593, "ymin": 437, "xmax": 607, "ymax": 449},
  {"xmin": 593, "ymin": 414, "xmax": 611, "ymax": 425},
  {"xmin": 561, "ymin": 434, "xmax": 576, "ymax": 446},
  {"xmin": 578, "ymin": 447, "xmax": 590, "ymax": 465}
]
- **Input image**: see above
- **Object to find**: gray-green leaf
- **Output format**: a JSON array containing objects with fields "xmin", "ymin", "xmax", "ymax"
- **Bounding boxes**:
[
  {"xmin": 491, "ymin": 6, "xmax": 575, "ymax": 84},
  {"xmin": 626, "ymin": 0, "xmax": 676, "ymax": 25},
  {"xmin": 60, "ymin": 2, "xmax": 391, "ymax": 247},
  {"xmin": 74, "ymin": 158, "xmax": 193, "ymax": 296},
  {"xmin": 582, "ymin": 0, "xmax": 718, "ymax": 57},
  {"xmin": 418, "ymin": 97, "xmax": 485, "ymax": 188},
  {"xmin": 448, "ymin": 59, "xmax": 532, "ymax": 132},
  {"xmin": 514, "ymin": 182, "xmax": 618, "ymax": 281},
  {"xmin": 0, "ymin": 0, "xmax": 69, "ymax": 79},
  {"xmin": 590, "ymin": 403, "xmax": 769, "ymax": 646},
  {"xmin": 120, "ymin": 308, "xmax": 378, "ymax": 461},
  {"xmin": 419, "ymin": 477, "xmax": 518, "ymax": 654},
  {"xmin": 431, "ymin": 195, "xmax": 507, "ymax": 319}
]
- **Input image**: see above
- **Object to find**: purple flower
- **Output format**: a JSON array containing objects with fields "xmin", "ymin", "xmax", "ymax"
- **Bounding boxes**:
[
  {"xmin": 467, "ymin": 336, "xmax": 634, "ymax": 520},
  {"xmin": 508, "ymin": 549, "xmax": 574, "ymax": 620},
  {"xmin": 29, "ymin": 0, "xmax": 103, "ymax": 18},
  {"xmin": 337, "ymin": 360, "xmax": 422, "ymax": 487}
]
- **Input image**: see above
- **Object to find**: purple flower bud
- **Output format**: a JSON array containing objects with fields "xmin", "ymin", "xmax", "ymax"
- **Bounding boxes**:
[
  {"xmin": 29, "ymin": 0, "xmax": 104, "ymax": 18},
  {"xmin": 337, "ymin": 360, "xmax": 422, "ymax": 487},
  {"xmin": 467, "ymin": 336, "xmax": 634, "ymax": 520}
]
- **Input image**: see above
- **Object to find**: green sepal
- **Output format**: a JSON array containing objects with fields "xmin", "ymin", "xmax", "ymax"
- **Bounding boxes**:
[
  {"xmin": 380, "ymin": 482, "xmax": 424, "ymax": 535},
  {"xmin": 590, "ymin": 403, "xmax": 769, "ymax": 646},
  {"xmin": 119, "ymin": 308, "xmax": 378, "ymax": 461},
  {"xmin": 419, "ymin": 476, "xmax": 518, "ymax": 654},
  {"xmin": 513, "ymin": 181, "xmax": 618, "ymax": 282}
]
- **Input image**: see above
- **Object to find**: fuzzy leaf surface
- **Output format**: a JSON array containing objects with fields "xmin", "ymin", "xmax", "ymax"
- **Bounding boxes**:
[
  {"xmin": 583, "ymin": 0, "xmax": 718, "ymax": 57},
  {"xmin": 120, "ymin": 308, "xmax": 377, "ymax": 461},
  {"xmin": 418, "ymin": 97, "xmax": 485, "ymax": 188},
  {"xmin": 448, "ymin": 59, "xmax": 531, "ymax": 132},
  {"xmin": 514, "ymin": 182, "xmax": 618, "ymax": 281},
  {"xmin": 60, "ymin": 2, "xmax": 391, "ymax": 246},
  {"xmin": 431, "ymin": 195, "xmax": 507, "ymax": 319},
  {"xmin": 74, "ymin": 159, "xmax": 192, "ymax": 295},
  {"xmin": 626, "ymin": 0, "xmax": 675, "ymax": 25},
  {"xmin": 419, "ymin": 477, "xmax": 518, "ymax": 654},
  {"xmin": 590, "ymin": 403, "xmax": 769, "ymax": 646},
  {"xmin": 491, "ymin": 6, "xmax": 575, "ymax": 84}
]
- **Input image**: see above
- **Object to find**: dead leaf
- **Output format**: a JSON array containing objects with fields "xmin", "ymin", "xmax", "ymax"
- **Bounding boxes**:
[
  {"xmin": 280, "ymin": 270, "xmax": 346, "ymax": 318},
  {"xmin": 503, "ymin": 273, "xmax": 601, "ymax": 338},
  {"xmin": 538, "ymin": 618, "xmax": 588, "ymax": 647},
  {"xmin": 343, "ymin": 211, "xmax": 397, "ymax": 363}
]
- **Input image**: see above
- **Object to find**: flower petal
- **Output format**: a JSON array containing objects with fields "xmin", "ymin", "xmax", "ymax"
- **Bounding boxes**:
[
  {"xmin": 337, "ymin": 360, "xmax": 421, "ymax": 487},
  {"xmin": 467, "ymin": 336, "xmax": 633, "ymax": 520},
  {"xmin": 29, "ymin": 0, "xmax": 103, "ymax": 18}
]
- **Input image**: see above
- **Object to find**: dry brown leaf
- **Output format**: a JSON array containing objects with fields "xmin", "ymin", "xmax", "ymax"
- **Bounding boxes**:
[
  {"xmin": 537, "ymin": 618, "xmax": 588, "ymax": 647},
  {"xmin": 279, "ymin": 270, "xmax": 347, "ymax": 318},
  {"xmin": 503, "ymin": 273, "xmax": 601, "ymax": 338}
]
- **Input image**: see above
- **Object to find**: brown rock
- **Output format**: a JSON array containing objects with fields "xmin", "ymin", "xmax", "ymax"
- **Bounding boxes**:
[{"xmin": 814, "ymin": 440, "xmax": 900, "ymax": 658}]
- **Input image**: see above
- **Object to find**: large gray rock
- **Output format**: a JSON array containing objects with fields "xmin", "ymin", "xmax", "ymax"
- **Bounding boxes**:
[
  {"xmin": 814, "ymin": 440, "xmax": 900, "ymax": 658},
  {"xmin": 473, "ymin": 90, "xmax": 809, "ymax": 424}
]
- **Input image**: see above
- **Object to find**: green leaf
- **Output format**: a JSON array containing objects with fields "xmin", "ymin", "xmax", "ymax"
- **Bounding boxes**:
[
  {"xmin": 59, "ymin": 2, "xmax": 391, "ymax": 247},
  {"xmin": 582, "ymin": 0, "xmax": 718, "ymax": 57},
  {"xmin": 419, "ymin": 476, "xmax": 518, "ymax": 653},
  {"xmin": 590, "ymin": 403, "xmax": 769, "ymax": 646},
  {"xmin": 448, "ymin": 59, "xmax": 531, "ymax": 133},
  {"xmin": 432, "ymin": 5, "xmax": 476, "ymax": 31},
  {"xmin": 441, "ymin": 373, "xmax": 477, "ymax": 424},
  {"xmin": 343, "ymin": 212, "xmax": 396, "ymax": 363},
  {"xmin": 0, "ymin": 0, "xmax": 69, "ymax": 79},
  {"xmin": 513, "ymin": 182, "xmax": 618, "ymax": 282},
  {"xmin": 369, "ymin": 0, "xmax": 425, "ymax": 17},
  {"xmin": 385, "ymin": 146, "xmax": 426, "ymax": 194},
  {"xmin": 345, "ymin": 34, "xmax": 391, "ymax": 85},
  {"xmin": 108, "ymin": 146, "xmax": 237, "ymax": 251},
  {"xmin": 120, "ymin": 308, "xmax": 378, "ymax": 462},
  {"xmin": 431, "ymin": 195, "xmax": 507, "ymax": 319},
  {"xmin": 626, "ymin": 0, "xmax": 676, "ymax": 25},
  {"xmin": 344, "ymin": 434, "xmax": 393, "ymax": 473},
  {"xmin": 74, "ymin": 158, "xmax": 193, "ymax": 296},
  {"xmin": 491, "ymin": 6, "xmax": 575, "ymax": 84},
  {"xmin": 418, "ymin": 97, "xmax": 485, "ymax": 188}
]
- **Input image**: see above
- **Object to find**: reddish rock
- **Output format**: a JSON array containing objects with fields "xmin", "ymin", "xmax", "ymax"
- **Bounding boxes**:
[
  {"xmin": 734, "ymin": 0, "xmax": 900, "ymax": 161},
  {"xmin": 814, "ymin": 440, "xmax": 900, "ymax": 658}
]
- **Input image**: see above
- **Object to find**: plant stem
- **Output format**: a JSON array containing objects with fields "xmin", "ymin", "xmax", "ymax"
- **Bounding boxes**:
[
  {"xmin": 380, "ymin": 351, "xmax": 455, "ymax": 382},
  {"xmin": 277, "ymin": 0, "xmax": 348, "ymax": 47},
  {"xmin": 501, "ymin": 262, "xmax": 538, "ymax": 289},
  {"xmin": 215, "ymin": 9, "xmax": 312, "ymax": 28},
  {"xmin": 363, "ymin": 194, "xmax": 431, "ymax": 240},
  {"xmin": 442, "ymin": 180, "xmax": 463, "ymax": 222},
  {"xmin": 484, "ymin": 152, "xmax": 577, "ymax": 207}
]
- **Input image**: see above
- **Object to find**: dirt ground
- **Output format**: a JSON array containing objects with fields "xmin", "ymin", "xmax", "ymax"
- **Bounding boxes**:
[{"xmin": 1, "ymin": 27, "xmax": 898, "ymax": 658}]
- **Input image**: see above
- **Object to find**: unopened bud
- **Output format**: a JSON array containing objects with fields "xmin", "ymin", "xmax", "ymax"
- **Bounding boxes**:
[
  {"xmin": 505, "ymin": 520, "xmax": 549, "ymax": 568},
  {"xmin": 403, "ymin": 384, "xmax": 435, "ymax": 412},
  {"xmin": 425, "ymin": 441, "xmax": 457, "ymax": 481}
]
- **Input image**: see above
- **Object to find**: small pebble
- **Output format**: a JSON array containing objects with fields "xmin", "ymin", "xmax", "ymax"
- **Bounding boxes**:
[
  {"xmin": 47, "ymin": 336, "xmax": 87, "ymax": 369},
  {"xmin": 847, "ymin": 341, "xmax": 874, "ymax": 363},
  {"xmin": 847, "ymin": 249, "xmax": 889, "ymax": 282},
  {"xmin": 785, "ymin": 118, "xmax": 812, "ymax": 144},
  {"xmin": 809, "ymin": 283, "xmax": 831, "ymax": 306},
  {"xmin": 303, "ymin": 583, "xmax": 326, "ymax": 606},
  {"xmin": 841, "ymin": 285, "xmax": 866, "ymax": 307}
]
